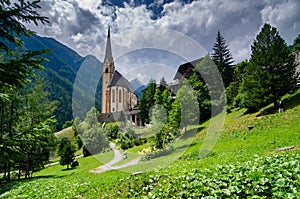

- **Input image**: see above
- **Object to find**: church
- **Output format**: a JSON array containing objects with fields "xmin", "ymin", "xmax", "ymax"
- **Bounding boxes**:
[{"xmin": 101, "ymin": 27, "xmax": 138, "ymax": 114}]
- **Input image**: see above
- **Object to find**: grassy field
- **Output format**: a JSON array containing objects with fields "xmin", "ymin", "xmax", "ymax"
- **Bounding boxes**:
[{"xmin": 0, "ymin": 89, "xmax": 299, "ymax": 198}]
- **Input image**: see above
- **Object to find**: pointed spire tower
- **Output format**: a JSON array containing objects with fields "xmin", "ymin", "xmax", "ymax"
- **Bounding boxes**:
[{"xmin": 102, "ymin": 26, "xmax": 115, "ymax": 113}]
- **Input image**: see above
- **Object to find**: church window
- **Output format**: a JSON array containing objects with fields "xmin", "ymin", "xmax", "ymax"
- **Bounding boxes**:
[
  {"xmin": 119, "ymin": 89, "xmax": 122, "ymax": 103},
  {"xmin": 105, "ymin": 68, "xmax": 108, "ymax": 73},
  {"xmin": 112, "ymin": 89, "xmax": 115, "ymax": 103}
]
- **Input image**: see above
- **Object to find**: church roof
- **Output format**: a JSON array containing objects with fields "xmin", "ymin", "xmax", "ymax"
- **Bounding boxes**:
[
  {"xmin": 108, "ymin": 70, "xmax": 135, "ymax": 93},
  {"xmin": 104, "ymin": 26, "xmax": 113, "ymax": 63}
]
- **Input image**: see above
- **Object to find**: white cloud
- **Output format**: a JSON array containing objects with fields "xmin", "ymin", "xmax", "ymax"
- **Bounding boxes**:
[
  {"xmin": 27, "ymin": 0, "xmax": 300, "ymax": 68},
  {"xmin": 261, "ymin": 0, "xmax": 300, "ymax": 44}
]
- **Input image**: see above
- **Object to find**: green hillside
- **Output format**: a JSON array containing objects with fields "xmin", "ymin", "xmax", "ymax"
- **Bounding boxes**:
[
  {"xmin": 1, "ymin": 89, "xmax": 299, "ymax": 198},
  {"xmin": 21, "ymin": 35, "xmax": 103, "ymax": 130}
]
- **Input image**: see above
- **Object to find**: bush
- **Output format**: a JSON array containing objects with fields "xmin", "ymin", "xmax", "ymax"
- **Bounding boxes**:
[
  {"xmin": 117, "ymin": 132, "xmax": 134, "ymax": 150},
  {"xmin": 141, "ymin": 145, "xmax": 175, "ymax": 161},
  {"xmin": 106, "ymin": 124, "xmax": 119, "ymax": 140},
  {"xmin": 62, "ymin": 120, "xmax": 74, "ymax": 129}
]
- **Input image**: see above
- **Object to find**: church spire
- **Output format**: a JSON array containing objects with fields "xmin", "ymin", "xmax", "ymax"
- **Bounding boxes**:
[{"xmin": 104, "ymin": 25, "xmax": 113, "ymax": 63}]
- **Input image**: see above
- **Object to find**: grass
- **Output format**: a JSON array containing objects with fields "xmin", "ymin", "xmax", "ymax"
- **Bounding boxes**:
[
  {"xmin": 54, "ymin": 126, "xmax": 74, "ymax": 141},
  {"xmin": 1, "ymin": 89, "xmax": 300, "ymax": 198}
]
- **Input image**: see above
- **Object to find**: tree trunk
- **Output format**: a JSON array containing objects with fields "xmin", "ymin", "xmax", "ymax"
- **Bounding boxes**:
[
  {"xmin": 0, "ymin": 100, "xmax": 3, "ymax": 142},
  {"xmin": 274, "ymin": 100, "xmax": 278, "ymax": 109},
  {"xmin": 6, "ymin": 100, "xmax": 14, "ymax": 182},
  {"xmin": 18, "ymin": 165, "xmax": 21, "ymax": 180},
  {"xmin": 7, "ymin": 162, "xmax": 11, "ymax": 181}
]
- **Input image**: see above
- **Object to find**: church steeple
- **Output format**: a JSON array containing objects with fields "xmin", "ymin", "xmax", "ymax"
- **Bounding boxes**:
[
  {"xmin": 102, "ymin": 26, "xmax": 115, "ymax": 113},
  {"xmin": 104, "ymin": 25, "xmax": 113, "ymax": 64}
]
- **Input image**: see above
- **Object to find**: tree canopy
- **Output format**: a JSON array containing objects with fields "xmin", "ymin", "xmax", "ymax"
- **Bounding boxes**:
[
  {"xmin": 0, "ymin": 0, "xmax": 49, "ymax": 96},
  {"xmin": 239, "ymin": 23, "xmax": 297, "ymax": 110}
]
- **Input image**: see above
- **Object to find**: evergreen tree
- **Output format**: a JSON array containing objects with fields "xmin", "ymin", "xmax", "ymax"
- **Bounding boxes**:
[
  {"xmin": 162, "ymin": 88, "xmax": 172, "ymax": 113},
  {"xmin": 154, "ymin": 87, "xmax": 163, "ymax": 105},
  {"xmin": 190, "ymin": 55, "xmax": 225, "ymax": 120},
  {"xmin": 0, "ymin": 0, "xmax": 49, "ymax": 98},
  {"xmin": 226, "ymin": 60, "xmax": 248, "ymax": 108},
  {"xmin": 167, "ymin": 98, "xmax": 181, "ymax": 132},
  {"xmin": 188, "ymin": 71, "xmax": 211, "ymax": 121},
  {"xmin": 58, "ymin": 137, "xmax": 76, "ymax": 169},
  {"xmin": 211, "ymin": 31, "xmax": 234, "ymax": 87},
  {"xmin": 292, "ymin": 34, "xmax": 300, "ymax": 52},
  {"xmin": 239, "ymin": 23, "xmax": 298, "ymax": 110},
  {"xmin": 0, "ymin": 79, "xmax": 57, "ymax": 180}
]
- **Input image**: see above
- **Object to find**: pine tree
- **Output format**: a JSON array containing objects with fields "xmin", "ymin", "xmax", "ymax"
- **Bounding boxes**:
[
  {"xmin": 0, "ymin": 0, "xmax": 49, "ymax": 98},
  {"xmin": 239, "ymin": 23, "xmax": 298, "ymax": 110},
  {"xmin": 211, "ymin": 31, "xmax": 234, "ymax": 87}
]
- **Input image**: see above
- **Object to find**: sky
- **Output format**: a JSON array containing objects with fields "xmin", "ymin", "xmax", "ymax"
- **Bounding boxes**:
[{"xmin": 26, "ymin": 0, "xmax": 300, "ymax": 84}]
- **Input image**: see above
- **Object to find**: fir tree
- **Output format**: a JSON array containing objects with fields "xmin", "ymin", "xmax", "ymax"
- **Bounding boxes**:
[
  {"xmin": 211, "ymin": 31, "xmax": 234, "ymax": 87},
  {"xmin": 240, "ymin": 23, "xmax": 297, "ymax": 110},
  {"xmin": 0, "ymin": 0, "xmax": 49, "ymax": 98}
]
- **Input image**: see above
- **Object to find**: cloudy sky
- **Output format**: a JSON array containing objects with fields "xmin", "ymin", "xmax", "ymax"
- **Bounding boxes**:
[{"xmin": 27, "ymin": 0, "xmax": 300, "ymax": 83}]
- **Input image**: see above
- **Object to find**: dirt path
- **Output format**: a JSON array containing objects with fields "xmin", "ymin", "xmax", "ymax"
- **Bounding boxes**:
[{"xmin": 90, "ymin": 143, "xmax": 140, "ymax": 174}]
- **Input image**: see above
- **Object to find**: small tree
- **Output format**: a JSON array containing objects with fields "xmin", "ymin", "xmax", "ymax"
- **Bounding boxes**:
[
  {"xmin": 58, "ymin": 137, "xmax": 76, "ymax": 169},
  {"xmin": 82, "ymin": 125, "xmax": 109, "ymax": 157},
  {"xmin": 84, "ymin": 107, "xmax": 98, "ymax": 128}
]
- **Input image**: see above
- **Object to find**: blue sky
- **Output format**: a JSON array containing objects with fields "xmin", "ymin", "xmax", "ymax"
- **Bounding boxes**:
[{"xmin": 27, "ymin": 0, "xmax": 300, "ymax": 83}]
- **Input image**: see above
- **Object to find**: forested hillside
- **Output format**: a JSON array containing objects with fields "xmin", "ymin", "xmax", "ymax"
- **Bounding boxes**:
[{"xmin": 21, "ymin": 35, "xmax": 103, "ymax": 129}]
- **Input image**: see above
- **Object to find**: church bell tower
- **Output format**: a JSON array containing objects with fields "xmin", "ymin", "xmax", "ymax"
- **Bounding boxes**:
[{"xmin": 101, "ymin": 26, "xmax": 115, "ymax": 113}]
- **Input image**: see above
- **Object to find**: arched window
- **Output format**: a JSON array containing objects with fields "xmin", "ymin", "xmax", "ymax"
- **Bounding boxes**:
[
  {"xmin": 105, "ymin": 67, "xmax": 108, "ymax": 73},
  {"xmin": 112, "ymin": 89, "xmax": 115, "ymax": 103},
  {"xmin": 119, "ymin": 89, "xmax": 122, "ymax": 103}
]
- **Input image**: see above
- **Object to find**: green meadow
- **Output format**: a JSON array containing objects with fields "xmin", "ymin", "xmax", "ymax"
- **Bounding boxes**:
[{"xmin": 1, "ymin": 89, "xmax": 299, "ymax": 198}]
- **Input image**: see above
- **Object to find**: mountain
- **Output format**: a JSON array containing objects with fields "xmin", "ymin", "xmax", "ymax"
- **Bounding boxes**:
[
  {"xmin": 21, "ymin": 35, "xmax": 102, "ymax": 130},
  {"xmin": 130, "ymin": 78, "xmax": 146, "ymax": 98}
]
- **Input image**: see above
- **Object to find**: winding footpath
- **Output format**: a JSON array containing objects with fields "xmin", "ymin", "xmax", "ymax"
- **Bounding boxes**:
[{"xmin": 90, "ymin": 143, "xmax": 140, "ymax": 173}]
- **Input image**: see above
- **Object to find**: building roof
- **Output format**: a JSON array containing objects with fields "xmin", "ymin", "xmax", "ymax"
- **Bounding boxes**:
[
  {"xmin": 173, "ymin": 57, "xmax": 204, "ymax": 80},
  {"xmin": 108, "ymin": 70, "xmax": 135, "ymax": 93}
]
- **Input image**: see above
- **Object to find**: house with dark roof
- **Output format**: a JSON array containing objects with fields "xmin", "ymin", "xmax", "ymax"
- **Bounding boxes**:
[{"xmin": 101, "ymin": 27, "xmax": 138, "ymax": 116}]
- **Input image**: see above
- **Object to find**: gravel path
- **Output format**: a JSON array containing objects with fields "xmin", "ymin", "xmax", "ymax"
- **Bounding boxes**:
[{"xmin": 90, "ymin": 143, "xmax": 140, "ymax": 174}]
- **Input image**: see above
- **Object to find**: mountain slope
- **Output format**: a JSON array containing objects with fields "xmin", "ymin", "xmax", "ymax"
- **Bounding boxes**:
[
  {"xmin": 130, "ymin": 78, "xmax": 146, "ymax": 99},
  {"xmin": 21, "ymin": 35, "xmax": 103, "ymax": 129}
]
